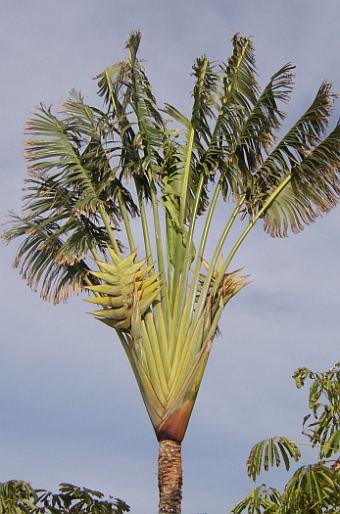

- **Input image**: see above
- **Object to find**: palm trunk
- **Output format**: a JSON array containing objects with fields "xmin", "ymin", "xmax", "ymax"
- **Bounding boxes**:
[{"xmin": 158, "ymin": 439, "xmax": 182, "ymax": 513}]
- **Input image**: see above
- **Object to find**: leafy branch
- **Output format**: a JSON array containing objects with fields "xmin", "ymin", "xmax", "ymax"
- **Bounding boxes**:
[
  {"xmin": 0, "ymin": 481, "xmax": 130, "ymax": 514},
  {"xmin": 231, "ymin": 363, "xmax": 340, "ymax": 513}
]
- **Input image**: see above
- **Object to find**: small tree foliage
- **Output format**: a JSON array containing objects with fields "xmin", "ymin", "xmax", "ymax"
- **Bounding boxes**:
[
  {"xmin": 0, "ymin": 482, "xmax": 130, "ymax": 514},
  {"xmin": 232, "ymin": 363, "xmax": 340, "ymax": 514}
]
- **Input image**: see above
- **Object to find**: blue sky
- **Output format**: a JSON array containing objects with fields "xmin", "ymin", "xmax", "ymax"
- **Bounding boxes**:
[{"xmin": 1, "ymin": 1, "xmax": 340, "ymax": 512}]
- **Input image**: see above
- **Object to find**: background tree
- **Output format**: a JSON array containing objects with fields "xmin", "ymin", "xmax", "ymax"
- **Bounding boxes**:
[
  {"xmin": 0, "ymin": 481, "xmax": 130, "ymax": 513},
  {"xmin": 2, "ymin": 31, "xmax": 340, "ymax": 513},
  {"xmin": 231, "ymin": 362, "xmax": 340, "ymax": 514}
]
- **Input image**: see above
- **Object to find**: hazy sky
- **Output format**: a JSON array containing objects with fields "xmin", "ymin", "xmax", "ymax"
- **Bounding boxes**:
[{"xmin": 1, "ymin": 2, "xmax": 339, "ymax": 513}]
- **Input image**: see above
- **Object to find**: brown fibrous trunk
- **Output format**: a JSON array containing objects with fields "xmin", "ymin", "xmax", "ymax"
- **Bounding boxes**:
[{"xmin": 158, "ymin": 439, "xmax": 182, "ymax": 514}]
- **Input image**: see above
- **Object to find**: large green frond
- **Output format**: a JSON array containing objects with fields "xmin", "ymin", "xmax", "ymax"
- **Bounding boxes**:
[
  {"xmin": 126, "ymin": 31, "xmax": 164, "ymax": 178},
  {"xmin": 97, "ymin": 31, "xmax": 165, "ymax": 204},
  {"xmin": 2, "ymin": 211, "xmax": 96, "ymax": 302},
  {"xmin": 25, "ymin": 100, "xmax": 115, "ymax": 216},
  {"xmin": 255, "ymin": 83, "xmax": 340, "ymax": 236},
  {"xmin": 160, "ymin": 112, "xmax": 205, "ymax": 218},
  {"xmin": 225, "ymin": 33, "xmax": 259, "ymax": 113},
  {"xmin": 96, "ymin": 60, "xmax": 143, "ymax": 190},
  {"xmin": 207, "ymin": 34, "xmax": 260, "ymax": 198},
  {"xmin": 235, "ymin": 63, "xmax": 294, "ymax": 171},
  {"xmin": 2, "ymin": 94, "xmax": 134, "ymax": 301},
  {"xmin": 214, "ymin": 62, "xmax": 294, "ymax": 203},
  {"xmin": 191, "ymin": 56, "xmax": 220, "ymax": 146},
  {"xmin": 161, "ymin": 56, "xmax": 220, "ymax": 233},
  {"xmin": 96, "ymin": 61, "xmax": 131, "ymax": 113},
  {"xmin": 159, "ymin": 57, "xmax": 222, "ymax": 273}
]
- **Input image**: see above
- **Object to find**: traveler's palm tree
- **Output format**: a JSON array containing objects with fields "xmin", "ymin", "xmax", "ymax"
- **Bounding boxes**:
[{"xmin": 2, "ymin": 32, "xmax": 340, "ymax": 513}]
